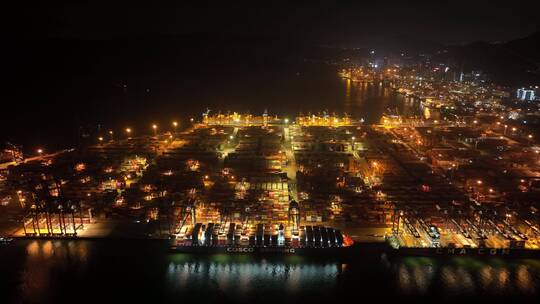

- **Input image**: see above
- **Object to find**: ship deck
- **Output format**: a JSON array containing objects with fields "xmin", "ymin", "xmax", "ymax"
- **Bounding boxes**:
[{"xmin": 172, "ymin": 222, "xmax": 353, "ymax": 249}]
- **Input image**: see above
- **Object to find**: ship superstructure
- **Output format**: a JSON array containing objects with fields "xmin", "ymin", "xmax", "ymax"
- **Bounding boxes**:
[{"xmin": 170, "ymin": 200, "xmax": 354, "ymax": 255}]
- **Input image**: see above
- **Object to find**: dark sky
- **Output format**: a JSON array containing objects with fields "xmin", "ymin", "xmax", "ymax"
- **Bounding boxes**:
[
  {"xmin": 3, "ymin": 1, "xmax": 540, "ymax": 150},
  {"xmin": 11, "ymin": 1, "xmax": 540, "ymax": 44}
]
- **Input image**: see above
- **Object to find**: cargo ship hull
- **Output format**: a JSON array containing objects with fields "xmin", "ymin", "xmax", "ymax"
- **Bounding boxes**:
[
  {"xmin": 170, "ymin": 222, "xmax": 356, "ymax": 257},
  {"xmin": 170, "ymin": 244, "xmax": 358, "ymax": 257},
  {"xmin": 387, "ymin": 246, "xmax": 540, "ymax": 258}
]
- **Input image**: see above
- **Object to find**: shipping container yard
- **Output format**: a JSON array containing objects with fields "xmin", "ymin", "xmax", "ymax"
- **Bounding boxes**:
[{"xmin": 1, "ymin": 110, "xmax": 540, "ymax": 258}]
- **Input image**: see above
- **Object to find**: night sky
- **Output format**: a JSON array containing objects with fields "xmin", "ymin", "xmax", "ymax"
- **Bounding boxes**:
[
  {"xmin": 3, "ymin": 1, "xmax": 539, "ymax": 150},
  {"xmin": 11, "ymin": 1, "xmax": 540, "ymax": 44}
]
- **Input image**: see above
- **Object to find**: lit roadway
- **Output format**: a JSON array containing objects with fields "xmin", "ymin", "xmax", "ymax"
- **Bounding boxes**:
[
  {"xmin": 0, "ymin": 149, "xmax": 71, "ymax": 170},
  {"xmin": 352, "ymin": 150, "xmax": 372, "ymax": 183},
  {"xmin": 219, "ymin": 127, "xmax": 239, "ymax": 161},
  {"xmin": 283, "ymin": 126, "xmax": 298, "ymax": 201}
]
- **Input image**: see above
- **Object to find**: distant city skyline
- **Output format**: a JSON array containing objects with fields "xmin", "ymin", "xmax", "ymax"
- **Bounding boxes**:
[{"xmin": 3, "ymin": 3, "xmax": 540, "ymax": 304}]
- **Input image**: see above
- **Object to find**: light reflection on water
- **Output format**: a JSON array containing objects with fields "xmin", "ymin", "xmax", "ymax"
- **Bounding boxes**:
[
  {"xmin": 2, "ymin": 241, "xmax": 540, "ymax": 303},
  {"xmin": 17, "ymin": 240, "xmax": 90, "ymax": 303},
  {"xmin": 395, "ymin": 257, "xmax": 540, "ymax": 297},
  {"xmin": 166, "ymin": 254, "xmax": 341, "ymax": 297},
  {"xmin": 339, "ymin": 78, "xmax": 420, "ymax": 123}
]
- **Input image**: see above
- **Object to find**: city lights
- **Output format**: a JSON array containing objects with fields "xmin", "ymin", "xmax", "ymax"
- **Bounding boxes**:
[{"xmin": 4, "ymin": 4, "xmax": 540, "ymax": 301}]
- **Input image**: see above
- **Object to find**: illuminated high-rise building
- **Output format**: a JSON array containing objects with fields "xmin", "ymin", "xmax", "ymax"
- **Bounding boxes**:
[{"xmin": 517, "ymin": 88, "xmax": 536, "ymax": 101}]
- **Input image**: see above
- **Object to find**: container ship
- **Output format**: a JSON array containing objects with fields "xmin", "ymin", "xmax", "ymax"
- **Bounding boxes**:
[
  {"xmin": 170, "ymin": 222, "xmax": 355, "ymax": 256},
  {"xmin": 385, "ymin": 229, "xmax": 540, "ymax": 258},
  {"xmin": 383, "ymin": 207, "xmax": 540, "ymax": 258},
  {"xmin": 169, "ymin": 200, "xmax": 356, "ymax": 256},
  {"xmin": 386, "ymin": 245, "xmax": 540, "ymax": 258}
]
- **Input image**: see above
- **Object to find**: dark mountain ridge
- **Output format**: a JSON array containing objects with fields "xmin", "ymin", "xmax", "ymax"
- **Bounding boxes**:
[{"xmin": 437, "ymin": 31, "xmax": 540, "ymax": 86}]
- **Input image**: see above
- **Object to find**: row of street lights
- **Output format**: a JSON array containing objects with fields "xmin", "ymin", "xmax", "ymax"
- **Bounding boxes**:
[
  {"xmin": 37, "ymin": 120, "xmax": 185, "ymax": 154},
  {"xmin": 98, "ymin": 121, "xmax": 182, "ymax": 142},
  {"xmin": 491, "ymin": 121, "xmax": 535, "ymax": 145},
  {"xmin": 37, "ymin": 116, "xmax": 255, "ymax": 154}
]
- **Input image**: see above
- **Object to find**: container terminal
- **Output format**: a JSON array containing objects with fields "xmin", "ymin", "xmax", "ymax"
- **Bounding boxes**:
[
  {"xmin": 1, "ymin": 110, "xmax": 540, "ymax": 258},
  {"xmin": 386, "ymin": 204, "xmax": 540, "ymax": 257}
]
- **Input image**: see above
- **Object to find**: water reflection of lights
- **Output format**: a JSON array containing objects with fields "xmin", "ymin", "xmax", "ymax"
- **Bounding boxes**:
[
  {"xmin": 396, "ymin": 258, "xmax": 540, "ymax": 296},
  {"xmin": 479, "ymin": 266, "xmax": 495, "ymax": 289},
  {"xmin": 26, "ymin": 240, "xmax": 40, "ymax": 256},
  {"xmin": 42, "ymin": 241, "xmax": 53, "ymax": 258},
  {"xmin": 397, "ymin": 263, "xmax": 434, "ymax": 294},
  {"xmin": 398, "ymin": 264, "xmax": 413, "ymax": 292},
  {"xmin": 345, "ymin": 78, "xmax": 351, "ymax": 105},
  {"xmin": 516, "ymin": 265, "xmax": 534, "ymax": 293},
  {"xmin": 497, "ymin": 269, "xmax": 510, "ymax": 289},
  {"xmin": 440, "ymin": 267, "xmax": 458, "ymax": 291},
  {"xmin": 26, "ymin": 240, "xmax": 89, "ymax": 261},
  {"xmin": 455, "ymin": 268, "xmax": 475, "ymax": 292},
  {"xmin": 167, "ymin": 258, "xmax": 341, "ymax": 294},
  {"xmin": 20, "ymin": 241, "xmax": 90, "ymax": 303}
]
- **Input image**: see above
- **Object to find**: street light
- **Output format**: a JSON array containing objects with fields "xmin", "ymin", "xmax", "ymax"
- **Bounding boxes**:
[
  {"xmin": 37, "ymin": 148, "xmax": 43, "ymax": 155},
  {"xmin": 126, "ymin": 128, "xmax": 132, "ymax": 138},
  {"xmin": 98, "ymin": 137, "xmax": 103, "ymax": 143},
  {"xmin": 152, "ymin": 124, "xmax": 158, "ymax": 136},
  {"xmin": 284, "ymin": 118, "xmax": 289, "ymax": 124},
  {"xmin": 109, "ymin": 130, "xmax": 114, "ymax": 141},
  {"xmin": 172, "ymin": 121, "xmax": 178, "ymax": 135}
]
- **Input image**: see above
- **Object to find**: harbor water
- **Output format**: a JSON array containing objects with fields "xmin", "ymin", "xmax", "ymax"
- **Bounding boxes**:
[{"xmin": 1, "ymin": 239, "xmax": 539, "ymax": 303}]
